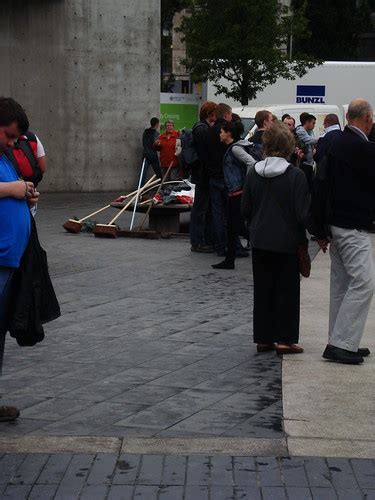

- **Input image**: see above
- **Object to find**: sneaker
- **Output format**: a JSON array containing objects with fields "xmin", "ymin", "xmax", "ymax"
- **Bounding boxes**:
[
  {"xmin": 0, "ymin": 406, "xmax": 20, "ymax": 422},
  {"xmin": 191, "ymin": 244, "xmax": 214, "ymax": 253}
]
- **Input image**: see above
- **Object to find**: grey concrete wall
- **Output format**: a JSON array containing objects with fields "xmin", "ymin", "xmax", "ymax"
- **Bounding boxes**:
[{"xmin": 0, "ymin": 0, "xmax": 160, "ymax": 192}]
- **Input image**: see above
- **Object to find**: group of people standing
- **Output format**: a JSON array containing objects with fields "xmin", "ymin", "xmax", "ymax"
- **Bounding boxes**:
[{"xmin": 144, "ymin": 97, "xmax": 375, "ymax": 364}]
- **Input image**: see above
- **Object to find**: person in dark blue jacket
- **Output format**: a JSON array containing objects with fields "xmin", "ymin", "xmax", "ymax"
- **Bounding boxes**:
[
  {"xmin": 314, "ymin": 113, "xmax": 342, "ymax": 164},
  {"xmin": 212, "ymin": 121, "xmax": 256, "ymax": 269}
]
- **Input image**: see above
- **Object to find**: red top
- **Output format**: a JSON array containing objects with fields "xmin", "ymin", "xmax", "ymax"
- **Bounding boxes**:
[{"xmin": 156, "ymin": 130, "xmax": 180, "ymax": 168}]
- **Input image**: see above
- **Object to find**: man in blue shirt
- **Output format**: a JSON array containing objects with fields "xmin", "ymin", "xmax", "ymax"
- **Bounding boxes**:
[{"xmin": 0, "ymin": 98, "xmax": 39, "ymax": 422}]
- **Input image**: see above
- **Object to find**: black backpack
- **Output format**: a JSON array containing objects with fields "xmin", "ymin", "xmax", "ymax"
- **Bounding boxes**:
[{"xmin": 7, "ymin": 131, "xmax": 43, "ymax": 186}]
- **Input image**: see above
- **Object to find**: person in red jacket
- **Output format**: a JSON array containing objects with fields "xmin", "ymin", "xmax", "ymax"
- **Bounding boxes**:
[{"xmin": 154, "ymin": 120, "xmax": 180, "ymax": 181}]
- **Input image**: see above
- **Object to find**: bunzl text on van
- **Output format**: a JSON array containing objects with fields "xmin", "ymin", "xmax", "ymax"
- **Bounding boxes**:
[{"xmin": 296, "ymin": 85, "xmax": 326, "ymax": 104}]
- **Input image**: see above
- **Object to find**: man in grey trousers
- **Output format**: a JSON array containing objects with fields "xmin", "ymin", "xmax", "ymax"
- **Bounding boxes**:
[{"xmin": 312, "ymin": 98, "xmax": 375, "ymax": 364}]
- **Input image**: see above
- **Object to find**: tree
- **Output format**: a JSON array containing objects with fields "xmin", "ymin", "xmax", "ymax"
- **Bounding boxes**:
[
  {"xmin": 178, "ymin": 0, "xmax": 320, "ymax": 105},
  {"xmin": 291, "ymin": 0, "xmax": 372, "ymax": 60}
]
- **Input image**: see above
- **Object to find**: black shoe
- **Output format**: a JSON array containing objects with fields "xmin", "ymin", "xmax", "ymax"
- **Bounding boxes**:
[
  {"xmin": 358, "ymin": 347, "xmax": 370, "ymax": 357},
  {"xmin": 216, "ymin": 250, "xmax": 227, "ymax": 257},
  {"xmin": 236, "ymin": 249, "xmax": 249, "ymax": 258},
  {"xmin": 191, "ymin": 244, "xmax": 214, "ymax": 253},
  {"xmin": 322, "ymin": 345, "xmax": 364, "ymax": 364},
  {"xmin": 212, "ymin": 260, "xmax": 234, "ymax": 270}
]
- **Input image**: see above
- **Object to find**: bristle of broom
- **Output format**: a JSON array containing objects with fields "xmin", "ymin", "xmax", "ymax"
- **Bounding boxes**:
[
  {"xmin": 93, "ymin": 224, "xmax": 118, "ymax": 238},
  {"xmin": 63, "ymin": 219, "xmax": 83, "ymax": 234},
  {"xmin": 117, "ymin": 229, "xmax": 159, "ymax": 240}
]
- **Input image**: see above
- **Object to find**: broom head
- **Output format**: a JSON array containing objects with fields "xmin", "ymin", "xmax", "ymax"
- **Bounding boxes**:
[
  {"xmin": 117, "ymin": 229, "xmax": 159, "ymax": 239},
  {"xmin": 63, "ymin": 219, "xmax": 83, "ymax": 234},
  {"xmin": 93, "ymin": 224, "xmax": 118, "ymax": 238}
]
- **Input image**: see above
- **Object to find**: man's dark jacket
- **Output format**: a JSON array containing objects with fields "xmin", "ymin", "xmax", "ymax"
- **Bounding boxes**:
[
  {"xmin": 312, "ymin": 126, "xmax": 375, "ymax": 235},
  {"xmin": 314, "ymin": 128, "xmax": 342, "ymax": 164},
  {"xmin": 142, "ymin": 127, "xmax": 159, "ymax": 163},
  {"xmin": 191, "ymin": 119, "xmax": 209, "ymax": 184},
  {"xmin": 205, "ymin": 118, "xmax": 228, "ymax": 179}
]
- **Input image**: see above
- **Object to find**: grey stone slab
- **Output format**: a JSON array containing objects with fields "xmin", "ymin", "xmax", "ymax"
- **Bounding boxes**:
[
  {"xmin": 184, "ymin": 485, "xmax": 209, "ymax": 499},
  {"xmin": 0, "ymin": 419, "xmax": 52, "ymax": 436},
  {"xmin": 0, "ymin": 454, "xmax": 27, "ymax": 484},
  {"xmin": 233, "ymin": 457, "xmax": 257, "ymax": 486},
  {"xmin": 107, "ymin": 485, "xmax": 135, "ymax": 499},
  {"xmin": 310, "ymin": 488, "xmax": 338, "ymax": 500},
  {"xmin": 140, "ymin": 354, "xmax": 204, "ymax": 370},
  {"xmin": 158, "ymin": 485, "xmax": 184, "ymax": 499},
  {"xmin": 9, "ymin": 454, "xmax": 49, "ymax": 485},
  {"xmin": 57, "ymin": 380, "xmax": 139, "ymax": 403},
  {"xmin": 162, "ymin": 455, "xmax": 187, "ymax": 486},
  {"xmin": 28, "ymin": 484, "xmax": 58, "ymax": 499},
  {"xmin": 210, "ymin": 456, "xmax": 234, "ymax": 486},
  {"xmin": 351, "ymin": 458, "xmax": 375, "ymax": 488},
  {"xmin": 148, "ymin": 367, "xmax": 214, "ymax": 389},
  {"xmin": 133, "ymin": 485, "xmax": 160, "ymax": 498},
  {"xmin": 327, "ymin": 458, "xmax": 358, "ymax": 489},
  {"xmin": 280, "ymin": 457, "xmax": 309, "ymax": 487},
  {"xmin": 335, "ymin": 489, "xmax": 363, "ymax": 500},
  {"xmin": 64, "ymin": 401, "xmax": 146, "ymax": 426},
  {"xmin": 1, "ymin": 484, "xmax": 33, "ymax": 499},
  {"xmin": 109, "ymin": 385, "xmax": 183, "ymax": 406},
  {"xmin": 80, "ymin": 485, "xmax": 109, "ymax": 499},
  {"xmin": 137, "ymin": 455, "xmax": 163, "ymax": 485},
  {"xmin": 165, "ymin": 409, "xmax": 251, "ymax": 436},
  {"xmin": 114, "ymin": 405, "xmax": 194, "ymax": 430},
  {"xmin": 362, "ymin": 490, "xmax": 375, "ymax": 500},
  {"xmin": 36, "ymin": 453, "xmax": 72, "ymax": 485},
  {"xmin": 256, "ymin": 457, "xmax": 283, "ymax": 487},
  {"xmin": 286, "ymin": 487, "xmax": 312, "ymax": 499},
  {"xmin": 186, "ymin": 456, "xmax": 210, "ymax": 485},
  {"xmin": 235, "ymin": 486, "xmax": 262, "ymax": 499},
  {"xmin": 86, "ymin": 453, "xmax": 118, "ymax": 485},
  {"xmin": 210, "ymin": 486, "xmax": 236, "ymax": 499},
  {"xmin": 20, "ymin": 397, "xmax": 95, "ymax": 421},
  {"xmin": 210, "ymin": 392, "xmax": 279, "ymax": 414},
  {"xmin": 53, "ymin": 454, "xmax": 95, "ymax": 499},
  {"xmin": 303, "ymin": 458, "xmax": 333, "ymax": 488},
  {"xmin": 261, "ymin": 486, "xmax": 288, "ymax": 500},
  {"xmin": 112, "ymin": 454, "xmax": 141, "ymax": 485}
]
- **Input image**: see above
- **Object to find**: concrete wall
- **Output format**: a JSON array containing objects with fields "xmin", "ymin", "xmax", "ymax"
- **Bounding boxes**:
[{"xmin": 0, "ymin": 0, "xmax": 160, "ymax": 192}]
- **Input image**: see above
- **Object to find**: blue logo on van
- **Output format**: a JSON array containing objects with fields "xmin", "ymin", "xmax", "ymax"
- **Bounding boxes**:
[{"xmin": 296, "ymin": 85, "xmax": 326, "ymax": 104}]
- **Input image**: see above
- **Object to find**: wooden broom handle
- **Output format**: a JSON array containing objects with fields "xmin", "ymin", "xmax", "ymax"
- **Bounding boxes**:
[{"xmin": 108, "ymin": 178, "xmax": 160, "ymax": 225}]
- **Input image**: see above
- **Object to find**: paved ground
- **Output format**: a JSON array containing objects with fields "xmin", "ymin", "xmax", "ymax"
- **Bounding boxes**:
[
  {"xmin": 2, "ymin": 452, "xmax": 375, "ymax": 499},
  {"xmin": 0, "ymin": 194, "xmax": 282, "ymax": 439}
]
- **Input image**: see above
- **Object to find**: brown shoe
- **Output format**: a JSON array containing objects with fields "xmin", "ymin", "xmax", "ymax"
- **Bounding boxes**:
[
  {"xmin": 276, "ymin": 344, "xmax": 304, "ymax": 354},
  {"xmin": 257, "ymin": 343, "xmax": 277, "ymax": 353},
  {"xmin": 0, "ymin": 406, "xmax": 20, "ymax": 422}
]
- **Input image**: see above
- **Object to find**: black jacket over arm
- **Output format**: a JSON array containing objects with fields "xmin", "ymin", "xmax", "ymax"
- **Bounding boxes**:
[{"xmin": 205, "ymin": 118, "xmax": 228, "ymax": 179}]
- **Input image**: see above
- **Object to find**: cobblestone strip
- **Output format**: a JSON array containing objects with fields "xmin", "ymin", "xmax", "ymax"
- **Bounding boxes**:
[{"xmin": 1, "ymin": 453, "xmax": 375, "ymax": 499}]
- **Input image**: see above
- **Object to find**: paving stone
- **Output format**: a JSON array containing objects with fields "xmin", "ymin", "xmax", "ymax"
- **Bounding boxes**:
[
  {"xmin": 335, "ymin": 489, "xmax": 363, "ymax": 500},
  {"xmin": 210, "ymin": 485, "xmax": 236, "ymax": 499},
  {"xmin": 112, "ymin": 454, "xmax": 141, "ymax": 485},
  {"xmin": 36, "ymin": 453, "xmax": 72, "ymax": 484},
  {"xmin": 261, "ymin": 486, "xmax": 288, "ymax": 499},
  {"xmin": 286, "ymin": 487, "xmax": 313, "ymax": 499},
  {"xmin": 256, "ymin": 457, "xmax": 283, "ymax": 487},
  {"xmin": 20, "ymin": 397, "xmax": 95, "ymax": 421},
  {"xmin": 0, "ymin": 484, "xmax": 33, "ymax": 499},
  {"xmin": 327, "ymin": 458, "xmax": 359, "ymax": 490},
  {"xmin": 54, "ymin": 454, "xmax": 95, "ymax": 499},
  {"xmin": 86, "ymin": 453, "xmax": 118, "ymax": 485},
  {"xmin": 310, "ymin": 488, "xmax": 338, "ymax": 499},
  {"xmin": 162, "ymin": 455, "xmax": 187, "ymax": 486},
  {"xmin": 80, "ymin": 484, "xmax": 109, "ymax": 499},
  {"xmin": 133, "ymin": 485, "xmax": 160, "ymax": 498},
  {"xmin": 137, "ymin": 455, "xmax": 164, "ymax": 486},
  {"xmin": 0, "ymin": 454, "xmax": 27, "ymax": 484},
  {"xmin": 184, "ymin": 485, "xmax": 209, "ymax": 499},
  {"xmin": 233, "ymin": 457, "xmax": 257, "ymax": 486},
  {"xmin": 158, "ymin": 485, "xmax": 184, "ymax": 499},
  {"xmin": 304, "ymin": 458, "xmax": 333, "ymax": 488},
  {"xmin": 8, "ymin": 454, "xmax": 49, "ymax": 485},
  {"xmin": 165, "ymin": 409, "xmax": 251, "ymax": 435},
  {"xmin": 351, "ymin": 458, "xmax": 375, "ymax": 488},
  {"xmin": 280, "ymin": 457, "xmax": 309, "ymax": 487},
  {"xmin": 28, "ymin": 484, "xmax": 58, "ymax": 499},
  {"xmin": 109, "ymin": 384, "xmax": 183, "ymax": 406},
  {"xmin": 107, "ymin": 485, "xmax": 135, "ymax": 499},
  {"xmin": 186, "ymin": 456, "xmax": 210, "ymax": 485},
  {"xmin": 210, "ymin": 456, "xmax": 234, "ymax": 486}
]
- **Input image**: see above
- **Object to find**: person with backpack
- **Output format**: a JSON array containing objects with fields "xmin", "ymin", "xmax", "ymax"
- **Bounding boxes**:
[
  {"xmin": 7, "ymin": 131, "xmax": 46, "ymax": 187},
  {"xmin": 189, "ymin": 101, "xmax": 217, "ymax": 253},
  {"xmin": 212, "ymin": 121, "xmax": 257, "ymax": 269}
]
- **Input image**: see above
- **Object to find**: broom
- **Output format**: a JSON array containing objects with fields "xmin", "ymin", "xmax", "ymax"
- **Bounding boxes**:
[
  {"xmin": 62, "ymin": 180, "xmax": 156, "ymax": 234},
  {"xmin": 93, "ymin": 176, "xmax": 159, "ymax": 238}
]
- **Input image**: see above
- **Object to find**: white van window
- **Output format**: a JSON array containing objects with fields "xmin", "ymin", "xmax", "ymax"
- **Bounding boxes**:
[{"xmin": 240, "ymin": 118, "xmax": 256, "ymax": 138}]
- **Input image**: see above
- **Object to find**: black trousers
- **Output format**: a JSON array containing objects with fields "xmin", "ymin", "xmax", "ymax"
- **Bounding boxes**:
[
  {"xmin": 299, "ymin": 162, "xmax": 314, "ymax": 193},
  {"xmin": 225, "ymin": 194, "xmax": 242, "ymax": 264},
  {"xmin": 252, "ymin": 248, "xmax": 300, "ymax": 345}
]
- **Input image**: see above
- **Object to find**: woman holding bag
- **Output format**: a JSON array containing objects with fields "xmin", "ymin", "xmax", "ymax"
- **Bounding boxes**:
[{"xmin": 242, "ymin": 121, "xmax": 322, "ymax": 355}]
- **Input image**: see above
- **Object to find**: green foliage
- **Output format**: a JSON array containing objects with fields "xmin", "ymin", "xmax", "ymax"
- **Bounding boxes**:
[
  {"xmin": 291, "ymin": 0, "xmax": 372, "ymax": 60},
  {"xmin": 178, "ymin": 0, "xmax": 320, "ymax": 105}
]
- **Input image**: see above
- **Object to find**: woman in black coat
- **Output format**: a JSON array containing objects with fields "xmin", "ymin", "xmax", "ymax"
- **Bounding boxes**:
[{"xmin": 242, "ymin": 121, "xmax": 317, "ymax": 355}]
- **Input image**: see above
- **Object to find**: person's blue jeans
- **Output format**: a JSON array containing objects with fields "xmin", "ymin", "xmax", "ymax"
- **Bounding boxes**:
[
  {"xmin": 209, "ymin": 177, "xmax": 227, "ymax": 254},
  {"xmin": 0, "ymin": 267, "xmax": 13, "ymax": 376}
]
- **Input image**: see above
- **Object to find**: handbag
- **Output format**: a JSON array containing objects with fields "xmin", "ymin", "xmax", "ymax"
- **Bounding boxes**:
[{"xmin": 267, "ymin": 169, "xmax": 311, "ymax": 277}]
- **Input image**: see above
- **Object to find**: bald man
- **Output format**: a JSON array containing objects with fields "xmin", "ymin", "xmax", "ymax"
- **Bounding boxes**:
[{"xmin": 313, "ymin": 99, "xmax": 375, "ymax": 364}]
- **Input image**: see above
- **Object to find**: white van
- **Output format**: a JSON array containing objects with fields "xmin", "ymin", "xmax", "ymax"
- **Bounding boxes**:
[{"xmin": 232, "ymin": 104, "xmax": 344, "ymax": 139}]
